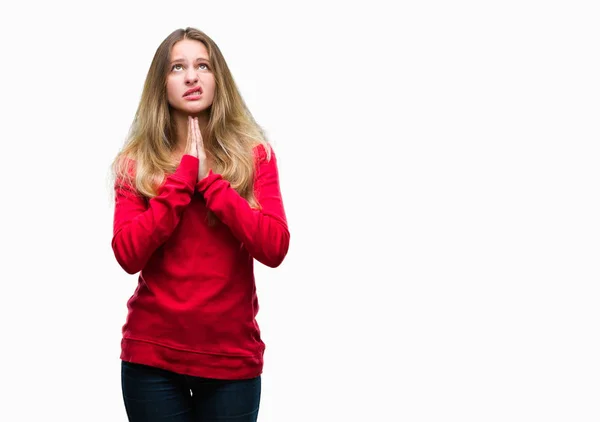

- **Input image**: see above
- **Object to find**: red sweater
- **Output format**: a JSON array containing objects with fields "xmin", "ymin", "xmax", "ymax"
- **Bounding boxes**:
[{"xmin": 112, "ymin": 144, "xmax": 289, "ymax": 379}]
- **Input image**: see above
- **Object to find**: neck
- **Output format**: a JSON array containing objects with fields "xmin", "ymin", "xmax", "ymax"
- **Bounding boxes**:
[{"xmin": 171, "ymin": 109, "xmax": 210, "ymax": 154}]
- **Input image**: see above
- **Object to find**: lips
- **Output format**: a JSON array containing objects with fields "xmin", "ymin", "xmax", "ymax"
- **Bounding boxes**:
[{"xmin": 183, "ymin": 87, "xmax": 202, "ymax": 97}]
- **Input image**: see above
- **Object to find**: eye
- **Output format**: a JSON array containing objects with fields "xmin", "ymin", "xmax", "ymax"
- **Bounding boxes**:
[
  {"xmin": 198, "ymin": 63, "xmax": 210, "ymax": 70},
  {"xmin": 172, "ymin": 64, "xmax": 183, "ymax": 71}
]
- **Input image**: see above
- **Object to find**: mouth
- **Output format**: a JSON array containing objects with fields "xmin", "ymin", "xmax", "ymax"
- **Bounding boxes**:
[{"xmin": 183, "ymin": 87, "xmax": 203, "ymax": 97}]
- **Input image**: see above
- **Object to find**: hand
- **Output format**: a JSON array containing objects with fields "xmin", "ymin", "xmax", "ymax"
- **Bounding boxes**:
[
  {"xmin": 189, "ymin": 116, "xmax": 209, "ymax": 180},
  {"xmin": 185, "ymin": 116, "xmax": 199, "ymax": 158}
]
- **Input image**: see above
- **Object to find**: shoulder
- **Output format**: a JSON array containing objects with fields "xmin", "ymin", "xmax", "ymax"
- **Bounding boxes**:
[
  {"xmin": 252, "ymin": 142, "xmax": 275, "ymax": 163},
  {"xmin": 115, "ymin": 154, "xmax": 137, "ymax": 175},
  {"xmin": 114, "ymin": 155, "xmax": 138, "ymax": 191}
]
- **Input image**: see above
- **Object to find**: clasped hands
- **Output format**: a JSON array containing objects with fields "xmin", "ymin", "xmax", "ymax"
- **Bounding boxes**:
[{"xmin": 185, "ymin": 116, "xmax": 209, "ymax": 181}]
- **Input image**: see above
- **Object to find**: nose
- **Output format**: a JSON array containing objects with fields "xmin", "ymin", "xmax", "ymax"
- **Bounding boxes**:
[{"xmin": 185, "ymin": 68, "xmax": 199, "ymax": 85}]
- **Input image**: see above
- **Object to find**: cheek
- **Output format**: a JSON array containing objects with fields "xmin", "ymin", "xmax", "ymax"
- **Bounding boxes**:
[
  {"xmin": 206, "ymin": 79, "xmax": 217, "ymax": 98},
  {"xmin": 166, "ymin": 79, "xmax": 178, "ymax": 101}
]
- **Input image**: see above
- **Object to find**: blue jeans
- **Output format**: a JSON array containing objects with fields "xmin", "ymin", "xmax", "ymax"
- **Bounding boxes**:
[{"xmin": 121, "ymin": 361, "xmax": 261, "ymax": 421}]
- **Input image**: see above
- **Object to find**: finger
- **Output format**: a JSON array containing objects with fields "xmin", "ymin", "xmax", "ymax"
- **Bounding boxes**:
[
  {"xmin": 188, "ymin": 117, "xmax": 197, "ymax": 156},
  {"xmin": 196, "ymin": 117, "xmax": 202, "ymax": 138},
  {"xmin": 192, "ymin": 119, "xmax": 198, "ymax": 153},
  {"xmin": 195, "ymin": 118, "xmax": 203, "ymax": 147},
  {"xmin": 193, "ymin": 118, "xmax": 201, "ymax": 155},
  {"xmin": 185, "ymin": 118, "xmax": 191, "ymax": 154},
  {"xmin": 192, "ymin": 118, "xmax": 199, "ymax": 146}
]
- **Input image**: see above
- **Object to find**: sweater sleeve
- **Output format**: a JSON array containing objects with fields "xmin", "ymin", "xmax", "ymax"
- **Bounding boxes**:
[
  {"xmin": 112, "ymin": 155, "xmax": 199, "ymax": 274},
  {"xmin": 195, "ymin": 145, "xmax": 290, "ymax": 268}
]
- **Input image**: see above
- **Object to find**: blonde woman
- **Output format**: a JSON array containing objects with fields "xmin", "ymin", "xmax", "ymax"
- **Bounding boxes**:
[{"xmin": 111, "ymin": 27, "xmax": 289, "ymax": 421}]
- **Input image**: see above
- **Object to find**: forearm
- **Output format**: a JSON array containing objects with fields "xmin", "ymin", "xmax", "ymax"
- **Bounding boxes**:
[
  {"xmin": 197, "ymin": 172, "xmax": 289, "ymax": 267},
  {"xmin": 112, "ymin": 155, "xmax": 199, "ymax": 274}
]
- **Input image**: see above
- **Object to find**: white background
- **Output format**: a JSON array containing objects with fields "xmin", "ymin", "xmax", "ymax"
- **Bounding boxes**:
[{"xmin": 0, "ymin": 1, "xmax": 598, "ymax": 421}]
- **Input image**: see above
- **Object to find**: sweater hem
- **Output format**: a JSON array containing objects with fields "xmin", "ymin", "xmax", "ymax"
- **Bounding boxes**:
[{"xmin": 120, "ymin": 337, "xmax": 264, "ymax": 380}]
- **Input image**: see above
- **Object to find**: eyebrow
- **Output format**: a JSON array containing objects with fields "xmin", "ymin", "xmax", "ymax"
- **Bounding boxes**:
[{"xmin": 170, "ymin": 57, "xmax": 210, "ymax": 65}]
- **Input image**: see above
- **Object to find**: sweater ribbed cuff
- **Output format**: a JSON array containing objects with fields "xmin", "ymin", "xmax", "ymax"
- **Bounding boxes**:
[
  {"xmin": 171, "ymin": 155, "xmax": 199, "ymax": 188},
  {"xmin": 196, "ymin": 169, "xmax": 223, "ymax": 192}
]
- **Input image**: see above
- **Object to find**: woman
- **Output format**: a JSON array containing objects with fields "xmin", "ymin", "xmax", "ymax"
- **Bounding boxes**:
[{"xmin": 111, "ymin": 27, "xmax": 290, "ymax": 421}]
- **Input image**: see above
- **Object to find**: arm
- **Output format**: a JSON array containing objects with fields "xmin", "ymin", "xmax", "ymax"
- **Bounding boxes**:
[
  {"xmin": 196, "ymin": 145, "xmax": 290, "ymax": 268},
  {"xmin": 112, "ymin": 155, "xmax": 199, "ymax": 274}
]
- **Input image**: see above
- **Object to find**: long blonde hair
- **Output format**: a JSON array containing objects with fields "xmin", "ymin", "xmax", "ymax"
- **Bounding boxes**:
[{"xmin": 112, "ymin": 27, "xmax": 270, "ymax": 209}]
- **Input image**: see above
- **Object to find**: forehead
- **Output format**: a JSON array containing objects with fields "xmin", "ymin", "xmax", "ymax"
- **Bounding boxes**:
[{"xmin": 170, "ymin": 39, "xmax": 209, "ymax": 60}]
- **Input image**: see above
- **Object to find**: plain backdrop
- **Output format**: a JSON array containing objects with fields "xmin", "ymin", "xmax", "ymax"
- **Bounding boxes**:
[{"xmin": 0, "ymin": 1, "xmax": 598, "ymax": 421}]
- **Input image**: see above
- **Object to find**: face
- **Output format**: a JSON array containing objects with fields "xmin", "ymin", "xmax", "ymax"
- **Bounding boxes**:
[{"xmin": 166, "ymin": 39, "xmax": 216, "ymax": 116}]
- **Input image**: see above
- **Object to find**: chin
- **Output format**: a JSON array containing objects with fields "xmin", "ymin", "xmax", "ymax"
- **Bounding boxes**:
[{"xmin": 174, "ymin": 102, "xmax": 212, "ymax": 115}]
